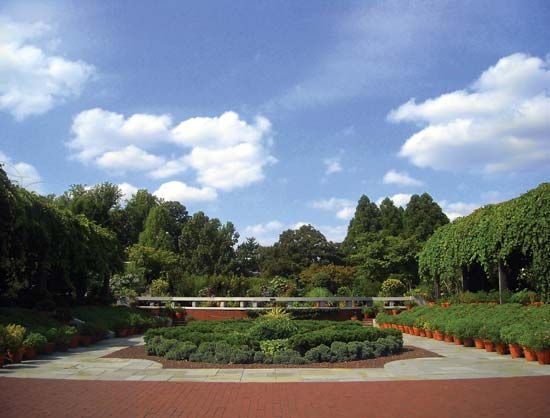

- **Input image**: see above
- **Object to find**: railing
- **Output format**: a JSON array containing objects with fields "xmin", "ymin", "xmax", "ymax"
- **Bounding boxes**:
[{"xmin": 135, "ymin": 296, "xmax": 423, "ymax": 311}]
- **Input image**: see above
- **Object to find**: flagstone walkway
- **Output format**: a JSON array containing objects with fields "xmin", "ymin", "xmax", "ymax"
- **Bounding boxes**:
[{"xmin": 1, "ymin": 334, "xmax": 548, "ymax": 382}]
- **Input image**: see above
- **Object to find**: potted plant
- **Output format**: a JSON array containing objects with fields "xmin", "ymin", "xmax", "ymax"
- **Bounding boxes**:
[
  {"xmin": 43, "ymin": 328, "xmax": 58, "ymax": 354},
  {"xmin": 362, "ymin": 306, "xmax": 378, "ymax": 319},
  {"xmin": 78, "ymin": 323, "xmax": 94, "ymax": 346},
  {"xmin": 174, "ymin": 307, "xmax": 186, "ymax": 320},
  {"xmin": 5, "ymin": 324, "xmax": 26, "ymax": 363},
  {"xmin": 56, "ymin": 326, "xmax": 77, "ymax": 351},
  {"xmin": 0, "ymin": 325, "xmax": 6, "ymax": 367},
  {"xmin": 519, "ymin": 325, "xmax": 549, "ymax": 364},
  {"xmin": 22, "ymin": 332, "xmax": 47, "ymax": 360}
]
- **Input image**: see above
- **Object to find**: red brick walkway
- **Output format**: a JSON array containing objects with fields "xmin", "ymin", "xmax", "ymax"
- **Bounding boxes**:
[{"xmin": 1, "ymin": 376, "xmax": 549, "ymax": 418}]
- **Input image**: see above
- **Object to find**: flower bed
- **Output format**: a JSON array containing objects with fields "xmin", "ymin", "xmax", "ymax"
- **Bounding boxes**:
[
  {"xmin": 144, "ymin": 318, "xmax": 402, "ymax": 365},
  {"xmin": 376, "ymin": 304, "xmax": 550, "ymax": 365}
]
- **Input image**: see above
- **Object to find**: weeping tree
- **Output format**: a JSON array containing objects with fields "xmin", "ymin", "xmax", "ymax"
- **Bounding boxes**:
[{"xmin": 419, "ymin": 183, "xmax": 550, "ymax": 302}]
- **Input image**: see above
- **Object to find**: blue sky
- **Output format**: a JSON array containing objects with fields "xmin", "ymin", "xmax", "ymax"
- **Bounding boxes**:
[{"xmin": 1, "ymin": 0, "xmax": 549, "ymax": 244}]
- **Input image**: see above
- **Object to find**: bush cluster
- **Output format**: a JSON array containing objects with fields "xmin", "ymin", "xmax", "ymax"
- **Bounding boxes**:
[{"xmin": 145, "ymin": 318, "xmax": 402, "ymax": 365}]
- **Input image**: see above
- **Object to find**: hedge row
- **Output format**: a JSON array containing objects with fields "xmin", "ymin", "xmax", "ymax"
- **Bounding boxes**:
[
  {"xmin": 376, "ymin": 304, "xmax": 550, "ymax": 350},
  {"xmin": 144, "ymin": 319, "xmax": 402, "ymax": 364}
]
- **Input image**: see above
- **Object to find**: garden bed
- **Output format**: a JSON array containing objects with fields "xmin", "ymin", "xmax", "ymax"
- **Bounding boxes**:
[
  {"xmin": 140, "ymin": 317, "xmax": 405, "ymax": 366},
  {"xmin": 104, "ymin": 344, "xmax": 440, "ymax": 368}
]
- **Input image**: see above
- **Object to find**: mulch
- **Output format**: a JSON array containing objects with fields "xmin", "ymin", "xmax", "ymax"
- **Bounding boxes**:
[{"xmin": 103, "ymin": 344, "xmax": 441, "ymax": 369}]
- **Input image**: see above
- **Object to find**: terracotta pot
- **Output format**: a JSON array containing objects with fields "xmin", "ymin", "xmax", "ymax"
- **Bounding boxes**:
[
  {"xmin": 425, "ymin": 330, "xmax": 433, "ymax": 339},
  {"xmin": 441, "ymin": 302, "xmax": 450, "ymax": 308},
  {"xmin": 398, "ymin": 325, "xmax": 404, "ymax": 332},
  {"xmin": 444, "ymin": 334, "xmax": 454, "ymax": 343},
  {"xmin": 453, "ymin": 336, "xmax": 463, "ymax": 345},
  {"xmin": 80, "ymin": 335, "xmax": 92, "ymax": 347},
  {"xmin": 56, "ymin": 343, "xmax": 69, "ymax": 352},
  {"xmin": 116, "ymin": 329, "xmax": 128, "ymax": 338},
  {"xmin": 391, "ymin": 309, "xmax": 398, "ymax": 316},
  {"xmin": 495, "ymin": 343, "xmax": 509, "ymax": 355},
  {"xmin": 8, "ymin": 349, "xmax": 23, "ymax": 364},
  {"xmin": 23, "ymin": 347, "xmax": 37, "ymax": 360},
  {"xmin": 0, "ymin": 353, "xmax": 4, "ymax": 368},
  {"xmin": 69, "ymin": 335, "xmax": 79, "ymax": 349},
  {"xmin": 536, "ymin": 350, "xmax": 550, "ymax": 365},
  {"xmin": 434, "ymin": 331, "xmax": 443, "ymax": 341},
  {"xmin": 484, "ymin": 340, "xmax": 495, "ymax": 352},
  {"xmin": 509, "ymin": 343, "xmax": 523, "ymax": 358},
  {"xmin": 523, "ymin": 347, "xmax": 537, "ymax": 362},
  {"xmin": 474, "ymin": 338, "xmax": 485, "ymax": 349},
  {"xmin": 175, "ymin": 311, "xmax": 184, "ymax": 319},
  {"xmin": 463, "ymin": 338, "xmax": 474, "ymax": 347},
  {"xmin": 419, "ymin": 329, "xmax": 426, "ymax": 338},
  {"xmin": 43, "ymin": 342, "xmax": 55, "ymax": 354}
]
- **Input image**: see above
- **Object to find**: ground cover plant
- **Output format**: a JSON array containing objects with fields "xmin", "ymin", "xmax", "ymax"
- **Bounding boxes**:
[{"xmin": 144, "ymin": 317, "xmax": 402, "ymax": 365}]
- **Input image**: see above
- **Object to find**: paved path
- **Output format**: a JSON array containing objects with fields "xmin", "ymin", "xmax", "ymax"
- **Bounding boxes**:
[
  {"xmin": 1, "ymin": 334, "xmax": 549, "ymax": 382},
  {"xmin": 1, "ymin": 376, "xmax": 549, "ymax": 418}
]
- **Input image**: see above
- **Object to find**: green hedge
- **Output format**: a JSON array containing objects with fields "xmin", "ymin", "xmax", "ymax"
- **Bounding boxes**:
[
  {"xmin": 145, "ymin": 318, "xmax": 402, "ymax": 364},
  {"xmin": 377, "ymin": 304, "xmax": 550, "ymax": 350}
]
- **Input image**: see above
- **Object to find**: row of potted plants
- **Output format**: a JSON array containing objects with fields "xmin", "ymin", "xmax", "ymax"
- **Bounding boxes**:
[{"xmin": 376, "ymin": 303, "xmax": 550, "ymax": 365}]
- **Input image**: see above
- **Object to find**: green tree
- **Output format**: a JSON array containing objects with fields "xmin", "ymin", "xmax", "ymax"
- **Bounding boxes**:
[
  {"xmin": 235, "ymin": 237, "xmax": 261, "ymax": 277},
  {"xmin": 379, "ymin": 197, "xmax": 404, "ymax": 236},
  {"xmin": 403, "ymin": 193, "xmax": 449, "ymax": 241},
  {"xmin": 139, "ymin": 204, "xmax": 177, "ymax": 251},
  {"xmin": 342, "ymin": 195, "xmax": 381, "ymax": 254},
  {"xmin": 122, "ymin": 189, "xmax": 159, "ymax": 246}
]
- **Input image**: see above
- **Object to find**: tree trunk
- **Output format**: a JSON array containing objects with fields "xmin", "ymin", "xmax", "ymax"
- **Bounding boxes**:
[{"xmin": 498, "ymin": 261, "xmax": 509, "ymax": 304}]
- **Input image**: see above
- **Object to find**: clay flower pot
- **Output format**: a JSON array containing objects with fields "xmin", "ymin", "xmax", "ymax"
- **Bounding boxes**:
[
  {"xmin": 444, "ymin": 334, "xmax": 454, "ymax": 343},
  {"xmin": 69, "ymin": 335, "xmax": 80, "ymax": 349},
  {"xmin": 434, "ymin": 331, "xmax": 444, "ymax": 341},
  {"xmin": 43, "ymin": 342, "xmax": 55, "ymax": 354},
  {"xmin": 80, "ymin": 335, "xmax": 92, "ymax": 347},
  {"xmin": 508, "ymin": 343, "xmax": 523, "ymax": 358},
  {"xmin": 23, "ymin": 347, "xmax": 37, "ymax": 360},
  {"xmin": 495, "ymin": 343, "xmax": 509, "ymax": 355},
  {"xmin": 484, "ymin": 340, "xmax": 495, "ymax": 352},
  {"xmin": 8, "ymin": 349, "xmax": 24, "ymax": 364},
  {"xmin": 523, "ymin": 347, "xmax": 537, "ymax": 362},
  {"xmin": 56, "ymin": 343, "xmax": 69, "ymax": 352},
  {"xmin": 0, "ymin": 353, "xmax": 4, "ymax": 368},
  {"xmin": 536, "ymin": 350, "xmax": 550, "ymax": 365},
  {"xmin": 116, "ymin": 329, "xmax": 128, "ymax": 338},
  {"xmin": 474, "ymin": 338, "xmax": 485, "ymax": 349},
  {"xmin": 419, "ymin": 329, "xmax": 426, "ymax": 338},
  {"xmin": 453, "ymin": 336, "xmax": 463, "ymax": 345},
  {"xmin": 463, "ymin": 338, "xmax": 474, "ymax": 347},
  {"xmin": 425, "ymin": 330, "xmax": 433, "ymax": 339}
]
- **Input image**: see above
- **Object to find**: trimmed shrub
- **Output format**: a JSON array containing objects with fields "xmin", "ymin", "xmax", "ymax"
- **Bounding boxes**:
[
  {"xmin": 272, "ymin": 349, "xmax": 306, "ymax": 364},
  {"xmin": 304, "ymin": 344, "xmax": 331, "ymax": 363},
  {"xmin": 164, "ymin": 342, "xmax": 197, "ymax": 361}
]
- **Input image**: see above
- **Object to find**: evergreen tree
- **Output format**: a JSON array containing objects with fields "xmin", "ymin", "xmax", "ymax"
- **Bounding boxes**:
[
  {"xmin": 235, "ymin": 237, "xmax": 261, "ymax": 276},
  {"xmin": 379, "ymin": 197, "xmax": 404, "ymax": 236},
  {"xmin": 138, "ymin": 204, "xmax": 176, "ymax": 251},
  {"xmin": 404, "ymin": 193, "xmax": 449, "ymax": 241},
  {"xmin": 342, "ymin": 195, "xmax": 381, "ymax": 254}
]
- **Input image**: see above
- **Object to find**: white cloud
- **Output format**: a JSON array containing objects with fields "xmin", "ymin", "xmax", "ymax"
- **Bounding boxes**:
[
  {"xmin": 118, "ymin": 182, "xmax": 138, "ymax": 202},
  {"xmin": 0, "ymin": 17, "xmax": 95, "ymax": 120},
  {"xmin": 96, "ymin": 145, "xmax": 165, "ymax": 172},
  {"xmin": 324, "ymin": 156, "xmax": 343, "ymax": 175},
  {"xmin": 389, "ymin": 53, "xmax": 550, "ymax": 173},
  {"xmin": 67, "ymin": 109, "xmax": 276, "ymax": 191},
  {"xmin": 377, "ymin": 193, "xmax": 412, "ymax": 208},
  {"xmin": 383, "ymin": 169, "xmax": 423, "ymax": 187},
  {"xmin": 0, "ymin": 151, "xmax": 42, "ymax": 192},
  {"xmin": 153, "ymin": 181, "xmax": 217, "ymax": 203},
  {"xmin": 311, "ymin": 197, "xmax": 355, "ymax": 220},
  {"xmin": 439, "ymin": 201, "xmax": 480, "ymax": 221}
]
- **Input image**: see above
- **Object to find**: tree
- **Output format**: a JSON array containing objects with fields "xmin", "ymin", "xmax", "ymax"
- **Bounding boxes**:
[
  {"xmin": 127, "ymin": 244, "xmax": 179, "ymax": 284},
  {"xmin": 261, "ymin": 225, "xmax": 340, "ymax": 277},
  {"xmin": 178, "ymin": 212, "xmax": 239, "ymax": 276},
  {"xmin": 342, "ymin": 195, "xmax": 381, "ymax": 254},
  {"xmin": 122, "ymin": 189, "xmax": 159, "ymax": 246},
  {"xmin": 404, "ymin": 193, "xmax": 449, "ymax": 241},
  {"xmin": 235, "ymin": 237, "xmax": 261, "ymax": 277},
  {"xmin": 379, "ymin": 197, "xmax": 404, "ymax": 236},
  {"xmin": 299, "ymin": 264, "xmax": 356, "ymax": 293},
  {"xmin": 138, "ymin": 204, "xmax": 182, "ymax": 251}
]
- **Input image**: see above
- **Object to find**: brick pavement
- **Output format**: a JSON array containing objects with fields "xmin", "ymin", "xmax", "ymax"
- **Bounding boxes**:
[{"xmin": 1, "ymin": 376, "xmax": 549, "ymax": 418}]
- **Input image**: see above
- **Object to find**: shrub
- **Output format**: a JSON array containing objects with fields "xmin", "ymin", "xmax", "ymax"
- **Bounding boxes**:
[
  {"xmin": 262, "ymin": 308, "xmax": 292, "ymax": 320},
  {"xmin": 272, "ymin": 349, "xmax": 306, "ymax": 364},
  {"xmin": 155, "ymin": 338, "xmax": 179, "ymax": 357},
  {"xmin": 249, "ymin": 319, "xmax": 298, "ymax": 340},
  {"xmin": 304, "ymin": 344, "xmax": 331, "ymax": 363},
  {"xmin": 5, "ymin": 324, "xmax": 26, "ymax": 352},
  {"xmin": 23, "ymin": 332, "xmax": 47, "ymax": 351},
  {"xmin": 164, "ymin": 342, "xmax": 197, "ymax": 361},
  {"xmin": 230, "ymin": 346, "xmax": 255, "ymax": 364},
  {"xmin": 379, "ymin": 278, "xmax": 406, "ymax": 297},
  {"xmin": 150, "ymin": 278, "xmax": 170, "ymax": 296},
  {"xmin": 259, "ymin": 339, "xmax": 288, "ymax": 356}
]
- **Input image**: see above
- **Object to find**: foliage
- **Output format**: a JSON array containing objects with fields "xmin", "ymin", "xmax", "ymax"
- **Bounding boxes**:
[
  {"xmin": 299, "ymin": 264, "xmax": 356, "ymax": 293},
  {"xmin": 419, "ymin": 183, "xmax": 550, "ymax": 300},
  {"xmin": 263, "ymin": 307, "xmax": 292, "ymax": 320},
  {"xmin": 23, "ymin": 332, "xmax": 47, "ymax": 351},
  {"xmin": 144, "ymin": 319, "xmax": 401, "ymax": 364},
  {"xmin": 150, "ymin": 278, "xmax": 170, "ymax": 296},
  {"xmin": 5, "ymin": 324, "xmax": 26, "ymax": 352},
  {"xmin": 379, "ymin": 278, "xmax": 406, "ymax": 297},
  {"xmin": 305, "ymin": 287, "xmax": 333, "ymax": 298}
]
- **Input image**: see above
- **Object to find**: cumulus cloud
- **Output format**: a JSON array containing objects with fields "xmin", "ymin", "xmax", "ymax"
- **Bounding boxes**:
[
  {"xmin": 0, "ymin": 17, "xmax": 95, "ymax": 120},
  {"xmin": 389, "ymin": 53, "xmax": 550, "ymax": 173},
  {"xmin": 377, "ymin": 193, "xmax": 412, "ymax": 208},
  {"xmin": 67, "ymin": 109, "xmax": 275, "ymax": 193},
  {"xmin": 153, "ymin": 181, "xmax": 217, "ymax": 203},
  {"xmin": 383, "ymin": 169, "xmax": 423, "ymax": 187},
  {"xmin": 311, "ymin": 198, "xmax": 355, "ymax": 220},
  {"xmin": 243, "ymin": 220, "xmax": 347, "ymax": 245},
  {"xmin": 324, "ymin": 156, "xmax": 343, "ymax": 175},
  {"xmin": 0, "ymin": 151, "xmax": 42, "ymax": 192},
  {"xmin": 118, "ymin": 182, "xmax": 138, "ymax": 202}
]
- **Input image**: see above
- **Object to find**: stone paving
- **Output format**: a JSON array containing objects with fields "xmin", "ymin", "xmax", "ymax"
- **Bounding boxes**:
[{"xmin": 1, "ymin": 334, "xmax": 549, "ymax": 382}]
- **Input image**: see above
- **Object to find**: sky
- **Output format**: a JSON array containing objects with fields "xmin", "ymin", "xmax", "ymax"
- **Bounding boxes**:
[{"xmin": 1, "ymin": 0, "xmax": 549, "ymax": 244}]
